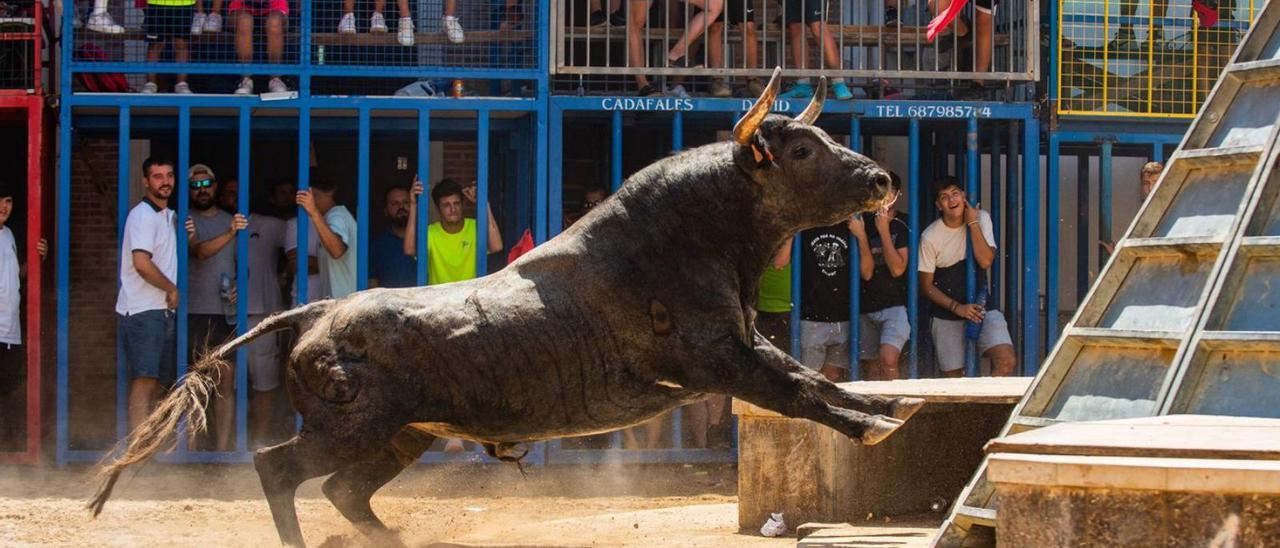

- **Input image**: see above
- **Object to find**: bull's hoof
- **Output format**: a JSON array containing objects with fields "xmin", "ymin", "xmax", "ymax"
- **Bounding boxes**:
[
  {"xmin": 860, "ymin": 417, "xmax": 904, "ymax": 445},
  {"xmin": 889, "ymin": 397, "xmax": 926, "ymax": 421}
]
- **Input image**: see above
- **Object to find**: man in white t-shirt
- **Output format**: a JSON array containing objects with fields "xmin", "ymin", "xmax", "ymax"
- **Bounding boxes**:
[
  {"xmin": 285, "ymin": 214, "xmax": 330, "ymax": 305},
  {"xmin": 117, "ymin": 158, "xmax": 181, "ymax": 431},
  {"xmin": 296, "ymin": 179, "xmax": 358, "ymax": 298},
  {"xmin": 918, "ymin": 176, "xmax": 1017, "ymax": 377},
  {"xmin": 245, "ymin": 209, "xmax": 286, "ymax": 445},
  {"xmin": 0, "ymin": 183, "xmax": 47, "ymax": 449}
]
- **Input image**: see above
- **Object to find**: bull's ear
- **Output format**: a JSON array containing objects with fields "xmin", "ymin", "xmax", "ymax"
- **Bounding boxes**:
[
  {"xmin": 732, "ymin": 66, "xmax": 782, "ymax": 146},
  {"xmin": 794, "ymin": 76, "xmax": 827, "ymax": 125}
]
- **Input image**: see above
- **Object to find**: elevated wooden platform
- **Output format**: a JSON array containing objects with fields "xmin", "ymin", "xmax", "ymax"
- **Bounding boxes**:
[{"xmin": 563, "ymin": 24, "xmax": 1011, "ymax": 48}]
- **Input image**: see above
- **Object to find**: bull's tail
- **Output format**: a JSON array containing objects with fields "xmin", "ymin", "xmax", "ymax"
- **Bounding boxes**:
[{"xmin": 87, "ymin": 300, "xmax": 332, "ymax": 517}]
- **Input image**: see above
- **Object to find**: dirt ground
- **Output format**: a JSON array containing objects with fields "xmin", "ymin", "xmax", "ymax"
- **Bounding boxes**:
[{"xmin": 0, "ymin": 462, "xmax": 939, "ymax": 547}]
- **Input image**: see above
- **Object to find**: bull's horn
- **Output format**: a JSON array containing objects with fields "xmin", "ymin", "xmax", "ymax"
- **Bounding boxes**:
[
  {"xmin": 794, "ymin": 76, "xmax": 827, "ymax": 125},
  {"xmin": 733, "ymin": 66, "xmax": 783, "ymax": 145}
]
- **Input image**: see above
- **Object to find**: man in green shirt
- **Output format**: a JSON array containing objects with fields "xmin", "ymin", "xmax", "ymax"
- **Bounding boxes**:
[
  {"xmin": 757, "ymin": 237, "xmax": 794, "ymax": 354},
  {"xmin": 404, "ymin": 177, "xmax": 503, "ymax": 285}
]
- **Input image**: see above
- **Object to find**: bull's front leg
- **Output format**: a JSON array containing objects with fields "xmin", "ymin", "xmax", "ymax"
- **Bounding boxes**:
[
  {"xmin": 675, "ymin": 334, "xmax": 908, "ymax": 445},
  {"xmin": 751, "ymin": 330, "xmax": 925, "ymax": 422}
]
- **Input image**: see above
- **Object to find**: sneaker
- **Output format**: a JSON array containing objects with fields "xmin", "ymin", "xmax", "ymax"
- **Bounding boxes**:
[
  {"xmin": 709, "ymin": 78, "xmax": 732, "ymax": 98},
  {"xmin": 832, "ymin": 80, "xmax": 854, "ymax": 100},
  {"xmin": 141, "ymin": 81, "xmax": 159, "ymax": 94},
  {"xmin": 338, "ymin": 12, "xmax": 356, "ymax": 34},
  {"xmin": 234, "ymin": 77, "xmax": 254, "ymax": 95},
  {"xmin": 190, "ymin": 12, "xmax": 205, "ymax": 35},
  {"xmin": 397, "ymin": 17, "xmax": 414, "ymax": 46},
  {"xmin": 589, "ymin": 10, "xmax": 607, "ymax": 26},
  {"xmin": 268, "ymin": 77, "xmax": 289, "ymax": 93},
  {"xmin": 370, "ymin": 12, "xmax": 388, "ymax": 33},
  {"xmin": 174, "ymin": 81, "xmax": 192, "ymax": 94},
  {"xmin": 884, "ymin": 7, "xmax": 898, "ymax": 25},
  {"xmin": 760, "ymin": 512, "xmax": 787, "ymax": 537},
  {"xmin": 667, "ymin": 84, "xmax": 690, "ymax": 98},
  {"xmin": 443, "ymin": 15, "xmax": 464, "ymax": 43},
  {"xmin": 778, "ymin": 82, "xmax": 814, "ymax": 99},
  {"xmin": 204, "ymin": 12, "xmax": 222, "ymax": 33},
  {"xmin": 637, "ymin": 83, "xmax": 664, "ymax": 97},
  {"xmin": 86, "ymin": 11, "xmax": 124, "ymax": 34},
  {"xmin": 667, "ymin": 55, "xmax": 701, "ymax": 69},
  {"xmin": 608, "ymin": 10, "xmax": 627, "ymax": 26},
  {"xmin": 744, "ymin": 78, "xmax": 764, "ymax": 97}
]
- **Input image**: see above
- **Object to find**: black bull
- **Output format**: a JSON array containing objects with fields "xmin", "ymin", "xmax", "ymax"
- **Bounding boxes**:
[{"xmin": 88, "ymin": 69, "xmax": 925, "ymax": 547}]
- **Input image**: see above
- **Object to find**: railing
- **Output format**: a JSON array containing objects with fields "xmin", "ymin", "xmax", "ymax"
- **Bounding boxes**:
[
  {"xmin": 552, "ymin": 0, "xmax": 1038, "ymax": 96},
  {"xmin": 0, "ymin": 0, "xmax": 41, "ymax": 93},
  {"xmin": 1057, "ymin": 0, "xmax": 1260, "ymax": 117},
  {"xmin": 65, "ymin": 0, "xmax": 541, "ymax": 95}
]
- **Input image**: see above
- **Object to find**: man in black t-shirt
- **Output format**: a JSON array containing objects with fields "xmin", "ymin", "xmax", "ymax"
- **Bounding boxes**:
[
  {"xmin": 850, "ymin": 188, "xmax": 911, "ymax": 381},
  {"xmin": 798, "ymin": 221, "xmax": 855, "ymax": 382}
]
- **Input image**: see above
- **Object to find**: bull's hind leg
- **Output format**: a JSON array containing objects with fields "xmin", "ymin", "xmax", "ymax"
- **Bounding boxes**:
[
  {"xmin": 254, "ymin": 435, "xmax": 345, "ymax": 547},
  {"xmin": 321, "ymin": 427, "xmax": 436, "ymax": 544}
]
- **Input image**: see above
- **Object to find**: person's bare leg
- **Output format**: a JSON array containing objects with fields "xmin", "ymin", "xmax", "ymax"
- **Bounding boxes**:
[
  {"xmin": 127, "ymin": 378, "xmax": 159, "ymax": 431},
  {"xmin": 235, "ymin": 12, "xmax": 253, "ymax": 63},
  {"xmin": 374, "ymin": 0, "xmax": 386, "ymax": 15},
  {"xmin": 743, "ymin": 22, "xmax": 758, "ymax": 68},
  {"xmin": 929, "ymin": 0, "xmax": 968, "ymax": 36},
  {"xmin": 444, "ymin": 0, "xmax": 456, "ymax": 17},
  {"xmin": 975, "ymin": 10, "xmax": 992, "ymax": 73},
  {"xmin": 862, "ymin": 359, "xmax": 880, "ymax": 380},
  {"xmin": 706, "ymin": 395, "xmax": 727, "ymax": 429},
  {"xmin": 250, "ymin": 388, "xmax": 273, "ymax": 446},
  {"xmin": 644, "ymin": 415, "xmax": 666, "ymax": 447},
  {"xmin": 174, "ymin": 38, "xmax": 189, "ymax": 84},
  {"xmin": 685, "ymin": 403, "xmax": 707, "ymax": 448},
  {"xmin": 627, "ymin": 0, "xmax": 651, "ymax": 89},
  {"xmin": 810, "ymin": 21, "xmax": 842, "ymax": 70},
  {"xmin": 878, "ymin": 344, "xmax": 901, "ymax": 380},
  {"xmin": 397, "ymin": 0, "xmax": 410, "ymax": 19},
  {"xmin": 708, "ymin": 22, "xmax": 724, "ymax": 67},
  {"xmin": 266, "ymin": 12, "xmax": 283, "ymax": 63},
  {"xmin": 214, "ymin": 361, "xmax": 234, "ymax": 451},
  {"xmin": 985, "ymin": 343, "xmax": 1017, "ymax": 376},
  {"xmin": 942, "ymin": 367, "xmax": 964, "ymax": 378},
  {"xmin": 819, "ymin": 364, "xmax": 845, "ymax": 382},
  {"xmin": 787, "ymin": 22, "xmax": 806, "ymax": 69},
  {"xmin": 668, "ymin": 0, "xmax": 723, "ymax": 61},
  {"xmin": 344, "ymin": 0, "xmax": 355, "ymax": 15},
  {"xmin": 212, "ymin": 0, "xmax": 222, "ymax": 15}
]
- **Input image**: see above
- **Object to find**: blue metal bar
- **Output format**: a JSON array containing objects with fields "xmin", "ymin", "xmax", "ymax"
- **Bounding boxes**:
[
  {"xmin": 990, "ymin": 125, "xmax": 1002, "ymax": 311},
  {"xmin": 296, "ymin": 108, "xmax": 310, "ymax": 305},
  {"xmin": 1076, "ymin": 153, "xmax": 1090, "ymax": 305},
  {"xmin": 548, "ymin": 97, "xmax": 1033, "ymax": 119},
  {"xmin": 477, "ymin": 111, "xmax": 492, "ymax": 275},
  {"xmin": 68, "ymin": 113, "xmax": 529, "ymax": 134},
  {"xmin": 63, "ymin": 94, "xmax": 542, "ymax": 112},
  {"xmin": 1046, "ymin": 133, "xmax": 1061, "ymax": 350},
  {"xmin": 789, "ymin": 238, "xmax": 801, "ymax": 358},
  {"xmin": 67, "ymin": 63, "xmax": 542, "ymax": 80},
  {"xmin": 417, "ymin": 110, "xmax": 430, "ymax": 285},
  {"xmin": 235, "ymin": 107, "xmax": 251, "ymax": 453},
  {"xmin": 848, "ymin": 115, "xmax": 862, "ymax": 380},
  {"xmin": 55, "ymin": 96, "xmax": 71, "ymax": 466},
  {"xmin": 357, "ymin": 108, "xmax": 371, "ymax": 290},
  {"xmin": 964, "ymin": 116, "xmax": 979, "ymax": 378},
  {"xmin": 176, "ymin": 107, "xmax": 191, "ymax": 457},
  {"xmin": 611, "ymin": 110, "xmax": 623, "ymax": 193},
  {"xmin": 115, "ymin": 107, "xmax": 131, "ymax": 443},
  {"xmin": 535, "ymin": 110, "xmax": 548, "ymax": 245},
  {"xmin": 549, "ymin": 106, "xmax": 564, "ymax": 237},
  {"xmin": 1099, "ymin": 140, "xmax": 1114, "ymax": 267},
  {"xmin": 672, "ymin": 111, "xmax": 684, "ymax": 153},
  {"xmin": 1152, "ymin": 142, "xmax": 1165, "ymax": 164},
  {"xmin": 666, "ymin": 102, "xmax": 683, "ymax": 452},
  {"xmin": 907, "ymin": 118, "xmax": 921, "ymax": 379},
  {"xmin": 1053, "ymin": 132, "xmax": 1183, "ymax": 145},
  {"xmin": 1022, "ymin": 117, "xmax": 1041, "ymax": 374},
  {"xmin": 1005, "ymin": 121, "xmax": 1020, "ymax": 361}
]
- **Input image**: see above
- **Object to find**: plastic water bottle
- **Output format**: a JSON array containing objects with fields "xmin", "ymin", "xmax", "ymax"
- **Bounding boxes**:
[
  {"xmin": 219, "ymin": 273, "xmax": 237, "ymax": 326},
  {"xmin": 965, "ymin": 286, "xmax": 988, "ymax": 342}
]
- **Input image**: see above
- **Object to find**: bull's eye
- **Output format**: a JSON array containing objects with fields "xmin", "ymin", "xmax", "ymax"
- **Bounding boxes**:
[{"xmin": 791, "ymin": 146, "xmax": 812, "ymax": 160}]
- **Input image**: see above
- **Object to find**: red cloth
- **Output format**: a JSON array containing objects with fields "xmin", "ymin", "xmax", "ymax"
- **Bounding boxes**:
[
  {"xmin": 927, "ymin": 0, "xmax": 971, "ymax": 42},
  {"xmin": 507, "ymin": 229, "xmax": 535, "ymax": 264},
  {"xmin": 1192, "ymin": 0, "xmax": 1219, "ymax": 27}
]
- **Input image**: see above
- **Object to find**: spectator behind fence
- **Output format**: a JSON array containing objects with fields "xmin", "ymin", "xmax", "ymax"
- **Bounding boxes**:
[
  {"xmin": 626, "ymin": 0, "xmax": 659, "ymax": 96},
  {"xmin": 191, "ymin": 0, "xmax": 224, "ymax": 34},
  {"xmin": 245, "ymin": 205, "xmax": 288, "ymax": 445},
  {"xmin": 117, "ymin": 158, "xmax": 180, "ymax": 433},
  {"xmin": 778, "ymin": 0, "xmax": 854, "ymax": 100},
  {"xmin": 337, "ymin": 0, "xmax": 418, "ymax": 46},
  {"xmin": 1101, "ymin": 161, "xmax": 1164, "ymax": 255},
  {"xmin": 587, "ymin": 0, "xmax": 623, "ymax": 26},
  {"xmin": 369, "ymin": 183, "xmax": 418, "ymax": 288},
  {"xmin": 232, "ymin": 0, "xmax": 290, "ymax": 94},
  {"xmin": 852, "ymin": 172, "xmax": 910, "ymax": 381},
  {"xmin": 919, "ymin": 176, "xmax": 1016, "ymax": 377},
  {"xmin": 706, "ymin": 0, "xmax": 762, "ymax": 98},
  {"xmin": 757, "ymin": 237, "xmax": 793, "ymax": 354},
  {"xmin": 183, "ymin": 164, "xmax": 248, "ymax": 452},
  {"xmin": 296, "ymin": 179, "xmax": 358, "ymax": 299},
  {"xmin": 141, "ymin": 0, "xmax": 196, "ymax": 93},
  {"xmin": 565, "ymin": 185, "xmax": 608, "ymax": 227},
  {"xmin": 798, "ymin": 219, "xmax": 856, "ymax": 382},
  {"xmin": 929, "ymin": 0, "xmax": 995, "ymax": 84},
  {"xmin": 663, "ymin": 0, "xmax": 723, "ymax": 70},
  {"xmin": 0, "ymin": 183, "xmax": 47, "ymax": 449},
  {"xmin": 285, "ymin": 208, "xmax": 331, "ymax": 305}
]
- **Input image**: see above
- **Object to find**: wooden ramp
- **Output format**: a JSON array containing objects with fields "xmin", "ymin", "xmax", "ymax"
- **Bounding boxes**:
[{"xmin": 936, "ymin": 3, "xmax": 1280, "ymax": 545}]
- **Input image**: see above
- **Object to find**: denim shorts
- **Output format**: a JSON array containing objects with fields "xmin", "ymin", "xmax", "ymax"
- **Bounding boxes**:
[{"xmin": 118, "ymin": 309, "xmax": 177, "ymax": 383}]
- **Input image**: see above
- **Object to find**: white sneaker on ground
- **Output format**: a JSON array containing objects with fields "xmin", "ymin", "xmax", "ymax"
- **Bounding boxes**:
[
  {"xmin": 443, "ymin": 15, "xmax": 464, "ymax": 43},
  {"xmin": 268, "ymin": 77, "xmax": 288, "ymax": 93},
  {"xmin": 190, "ymin": 12, "xmax": 206, "ymax": 35},
  {"xmin": 235, "ymin": 77, "xmax": 254, "ymax": 95},
  {"xmin": 203, "ymin": 12, "xmax": 222, "ymax": 32},
  {"xmin": 397, "ymin": 17, "xmax": 414, "ymax": 46},
  {"xmin": 86, "ymin": 11, "xmax": 124, "ymax": 34},
  {"xmin": 370, "ymin": 12, "xmax": 388, "ymax": 33},
  {"xmin": 337, "ymin": 12, "xmax": 356, "ymax": 34},
  {"xmin": 141, "ymin": 82, "xmax": 159, "ymax": 94},
  {"xmin": 174, "ymin": 82, "xmax": 192, "ymax": 94}
]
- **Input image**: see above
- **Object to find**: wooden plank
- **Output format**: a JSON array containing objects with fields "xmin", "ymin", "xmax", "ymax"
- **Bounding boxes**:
[
  {"xmin": 563, "ymin": 24, "xmax": 1011, "ymax": 47},
  {"xmin": 733, "ymin": 377, "xmax": 1031, "ymax": 418},
  {"xmin": 985, "ymin": 415, "xmax": 1280, "ymax": 460},
  {"xmin": 71, "ymin": 29, "xmax": 533, "ymax": 45}
]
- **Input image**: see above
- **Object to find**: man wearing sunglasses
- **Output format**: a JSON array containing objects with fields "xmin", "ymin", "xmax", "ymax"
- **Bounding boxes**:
[{"xmin": 183, "ymin": 164, "xmax": 248, "ymax": 451}]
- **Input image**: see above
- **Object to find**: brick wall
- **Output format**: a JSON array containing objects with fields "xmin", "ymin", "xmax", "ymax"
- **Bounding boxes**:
[{"xmin": 67, "ymin": 137, "xmax": 122, "ymax": 449}]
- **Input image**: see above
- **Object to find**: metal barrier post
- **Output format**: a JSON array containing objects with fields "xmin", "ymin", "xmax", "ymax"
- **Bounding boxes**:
[
  {"xmin": 297, "ymin": 108, "xmax": 311, "ymax": 306},
  {"xmin": 1021, "ymin": 117, "xmax": 1041, "ymax": 374},
  {"xmin": 611, "ymin": 110, "xmax": 623, "ymax": 192},
  {"xmin": 176, "ymin": 107, "xmax": 191, "ymax": 457},
  {"xmin": 478, "ymin": 110, "xmax": 492, "ymax": 275},
  {"xmin": 115, "ymin": 108, "xmax": 131, "ymax": 443},
  {"xmin": 965, "ymin": 116, "xmax": 979, "ymax": 378},
  {"xmin": 1099, "ymin": 139, "xmax": 1114, "ymax": 267},
  {"xmin": 1046, "ymin": 132, "xmax": 1061, "ymax": 349},
  {"xmin": 417, "ymin": 109, "xmax": 431, "ymax": 286},
  {"xmin": 357, "ymin": 108, "xmax": 371, "ymax": 290},
  {"xmin": 907, "ymin": 118, "xmax": 921, "ymax": 379},
  {"xmin": 236, "ymin": 107, "xmax": 251, "ymax": 453},
  {"xmin": 990, "ymin": 125, "xmax": 1003, "ymax": 311},
  {"xmin": 848, "ymin": 115, "xmax": 862, "ymax": 381},
  {"xmin": 1076, "ymin": 152, "xmax": 1090, "ymax": 304}
]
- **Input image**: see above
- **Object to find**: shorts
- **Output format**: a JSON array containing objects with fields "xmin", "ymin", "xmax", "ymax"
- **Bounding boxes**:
[
  {"xmin": 974, "ymin": 0, "xmax": 997, "ymax": 15},
  {"xmin": 246, "ymin": 314, "xmax": 281, "ymax": 392},
  {"xmin": 229, "ymin": 0, "xmax": 289, "ymax": 17},
  {"xmin": 930, "ymin": 309, "xmax": 1013, "ymax": 372},
  {"xmin": 799, "ymin": 320, "xmax": 850, "ymax": 371},
  {"xmin": 784, "ymin": 0, "xmax": 827, "ymax": 24},
  {"xmin": 858, "ymin": 306, "xmax": 910, "ymax": 360},
  {"xmin": 144, "ymin": 4, "xmax": 197, "ymax": 42},
  {"xmin": 716, "ymin": 0, "xmax": 756, "ymax": 25},
  {"xmin": 118, "ymin": 310, "xmax": 177, "ymax": 383},
  {"xmin": 756, "ymin": 311, "xmax": 792, "ymax": 355}
]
